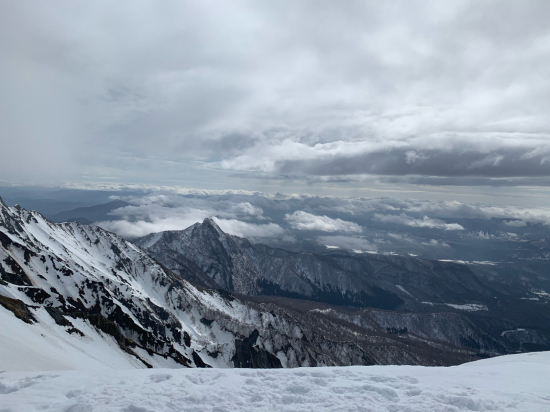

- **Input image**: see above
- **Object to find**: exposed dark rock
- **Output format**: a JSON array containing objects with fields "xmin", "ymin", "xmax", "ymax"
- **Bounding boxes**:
[
  {"xmin": 45, "ymin": 306, "xmax": 73, "ymax": 327},
  {"xmin": 1, "ymin": 256, "xmax": 32, "ymax": 286},
  {"xmin": 192, "ymin": 351, "xmax": 212, "ymax": 368},
  {"xmin": 232, "ymin": 330, "xmax": 283, "ymax": 368},
  {"xmin": 0, "ymin": 231, "xmax": 13, "ymax": 249},
  {"xmin": 0, "ymin": 295, "xmax": 36, "ymax": 324},
  {"xmin": 200, "ymin": 317, "xmax": 214, "ymax": 326},
  {"xmin": 23, "ymin": 287, "xmax": 51, "ymax": 304},
  {"xmin": 23, "ymin": 247, "xmax": 36, "ymax": 264},
  {"xmin": 183, "ymin": 331, "xmax": 191, "ymax": 347}
]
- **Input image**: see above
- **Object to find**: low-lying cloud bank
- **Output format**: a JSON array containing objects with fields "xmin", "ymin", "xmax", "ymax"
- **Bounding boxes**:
[
  {"xmin": 504, "ymin": 220, "xmax": 527, "ymax": 227},
  {"xmin": 213, "ymin": 218, "xmax": 284, "ymax": 239},
  {"xmin": 317, "ymin": 236, "xmax": 376, "ymax": 252},
  {"xmin": 87, "ymin": 190, "xmax": 550, "ymax": 263},
  {"xmin": 373, "ymin": 213, "xmax": 464, "ymax": 230},
  {"xmin": 96, "ymin": 193, "xmax": 281, "ymax": 239},
  {"xmin": 422, "ymin": 239, "xmax": 451, "ymax": 248},
  {"xmin": 285, "ymin": 211, "xmax": 362, "ymax": 233}
]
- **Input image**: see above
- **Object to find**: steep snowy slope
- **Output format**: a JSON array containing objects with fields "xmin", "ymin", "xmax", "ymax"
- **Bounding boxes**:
[
  {"xmin": 0, "ymin": 199, "xmax": 246, "ymax": 368},
  {"xmin": 1, "ymin": 351, "xmax": 549, "ymax": 412},
  {"xmin": 1, "ymin": 198, "xmax": 487, "ymax": 369}
]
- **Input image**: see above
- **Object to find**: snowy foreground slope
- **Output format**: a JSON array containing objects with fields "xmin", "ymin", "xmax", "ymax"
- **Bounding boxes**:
[{"xmin": 1, "ymin": 351, "xmax": 549, "ymax": 412}]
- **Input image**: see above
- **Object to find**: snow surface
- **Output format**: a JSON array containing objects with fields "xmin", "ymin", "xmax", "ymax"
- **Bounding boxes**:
[
  {"xmin": 445, "ymin": 303, "xmax": 488, "ymax": 312},
  {"xmin": 420, "ymin": 302, "xmax": 489, "ymax": 312},
  {"xmin": 1, "ymin": 351, "xmax": 549, "ymax": 412},
  {"xmin": 396, "ymin": 285, "xmax": 413, "ymax": 297}
]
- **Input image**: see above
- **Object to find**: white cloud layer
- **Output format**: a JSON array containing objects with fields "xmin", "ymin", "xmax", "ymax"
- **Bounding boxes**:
[
  {"xmin": 285, "ymin": 211, "xmax": 362, "ymax": 233},
  {"xmin": 404, "ymin": 201, "xmax": 550, "ymax": 225},
  {"xmin": 95, "ymin": 192, "xmax": 280, "ymax": 238},
  {"xmin": 422, "ymin": 239, "xmax": 451, "ymax": 248},
  {"xmin": 90, "ymin": 190, "xmax": 550, "ymax": 243},
  {"xmin": 504, "ymin": 220, "xmax": 527, "ymax": 227},
  {"xmin": 213, "ymin": 218, "xmax": 284, "ymax": 239},
  {"xmin": 373, "ymin": 213, "xmax": 465, "ymax": 230},
  {"xmin": 316, "ymin": 236, "xmax": 376, "ymax": 252},
  {"xmin": 98, "ymin": 215, "xmax": 202, "ymax": 239}
]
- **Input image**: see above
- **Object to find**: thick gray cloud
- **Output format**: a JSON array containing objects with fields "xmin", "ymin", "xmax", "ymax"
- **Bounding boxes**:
[
  {"xmin": 0, "ymin": 1, "xmax": 549, "ymax": 198},
  {"xmin": 233, "ymin": 147, "xmax": 550, "ymax": 179}
]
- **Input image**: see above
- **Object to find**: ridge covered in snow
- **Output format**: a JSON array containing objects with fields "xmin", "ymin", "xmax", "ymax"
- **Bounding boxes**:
[
  {"xmin": 0, "ymin": 197, "xmax": 250, "ymax": 368},
  {"xmin": 135, "ymin": 218, "xmax": 550, "ymax": 357},
  {"xmin": 3, "ymin": 198, "xmax": 550, "ymax": 371},
  {"xmin": 1, "ymin": 198, "xmax": 488, "ymax": 369}
]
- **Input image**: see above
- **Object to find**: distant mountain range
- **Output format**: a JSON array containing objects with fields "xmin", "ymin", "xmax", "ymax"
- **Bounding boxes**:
[
  {"xmin": 135, "ymin": 218, "xmax": 550, "ymax": 353},
  {"xmin": 47, "ymin": 199, "xmax": 130, "ymax": 224},
  {"xmin": 135, "ymin": 218, "xmax": 495, "ymax": 309},
  {"xmin": 1, "ymin": 198, "xmax": 549, "ymax": 371}
]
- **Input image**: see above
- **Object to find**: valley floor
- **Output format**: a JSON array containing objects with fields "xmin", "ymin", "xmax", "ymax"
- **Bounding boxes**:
[{"xmin": 1, "ymin": 352, "xmax": 549, "ymax": 412}]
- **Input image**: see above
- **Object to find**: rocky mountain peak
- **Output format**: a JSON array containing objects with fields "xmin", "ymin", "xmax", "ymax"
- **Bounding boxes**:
[
  {"xmin": 196, "ymin": 217, "xmax": 225, "ymax": 238},
  {"xmin": 202, "ymin": 217, "xmax": 219, "ymax": 228}
]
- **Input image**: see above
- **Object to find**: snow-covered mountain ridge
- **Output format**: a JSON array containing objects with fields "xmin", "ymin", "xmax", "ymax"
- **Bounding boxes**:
[
  {"xmin": 2, "ymin": 199, "xmax": 549, "ymax": 371},
  {"xmin": 0, "ymin": 198, "xmax": 251, "ymax": 368},
  {"xmin": 135, "ymin": 218, "xmax": 495, "ymax": 308},
  {"xmin": 136, "ymin": 218, "xmax": 550, "ymax": 355},
  {"xmin": 1, "ymin": 198, "xmax": 488, "ymax": 369}
]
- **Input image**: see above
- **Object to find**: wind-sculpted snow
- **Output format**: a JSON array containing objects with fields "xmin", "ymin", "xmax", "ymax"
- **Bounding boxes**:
[{"xmin": 1, "ymin": 351, "xmax": 549, "ymax": 412}]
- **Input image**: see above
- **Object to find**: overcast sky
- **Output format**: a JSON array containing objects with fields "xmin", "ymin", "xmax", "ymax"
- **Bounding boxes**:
[{"xmin": 1, "ymin": 1, "xmax": 549, "ymax": 205}]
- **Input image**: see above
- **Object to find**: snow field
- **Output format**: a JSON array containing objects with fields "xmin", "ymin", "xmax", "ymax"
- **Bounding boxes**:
[{"xmin": 1, "ymin": 351, "xmax": 549, "ymax": 412}]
